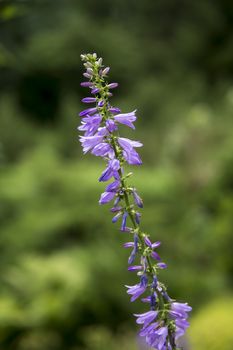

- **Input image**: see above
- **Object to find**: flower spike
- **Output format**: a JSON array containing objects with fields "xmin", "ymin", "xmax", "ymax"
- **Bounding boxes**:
[{"xmin": 78, "ymin": 53, "xmax": 191, "ymax": 349}]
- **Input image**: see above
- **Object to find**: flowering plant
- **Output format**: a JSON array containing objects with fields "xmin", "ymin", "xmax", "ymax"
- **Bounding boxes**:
[{"xmin": 78, "ymin": 53, "xmax": 191, "ymax": 350}]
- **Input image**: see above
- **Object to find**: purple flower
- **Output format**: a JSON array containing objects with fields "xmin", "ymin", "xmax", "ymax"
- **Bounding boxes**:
[
  {"xmin": 118, "ymin": 137, "xmax": 143, "ymax": 149},
  {"xmin": 143, "ymin": 237, "xmax": 162, "ymax": 261},
  {"xmin": 146, "ymin": 326, "xmax": 168, "ymax": 350},
  {"xmin": 125, "ymin": 282, "xmax": 147, "ymax": 302},
  {"xmin": 157, "ymin": 262, "xmax": 167, "ymax": 269},
  {"xmin": 99, "ymin": 159, "xmax": 120, "ymax": 182},
  {"xmin": 121, "ymin": 211, "xmax": 128, "ymax": 231},
  {"xmin": 139, "ymin": 322, "xmax": 159, "ymax": 337},
  {"xmin": 82, "ymin": 97, "xmax": 97, "ymax": 103},
  {"xmin": 123, "ymin": 241, "xmax": 134, "ymax": 248},
  {"xmin": 128, "ymin": 265, "xmax": 142, "ymax": 271},
  {"xmin": 144, "ymin": 237, "xmax": 161, "ymax": 249},
  {"xmin": 80, "ymin": 81, "xmax": 93, "ymax": 87},
  {"xmin": 170, "ymin": 302, "xmax": 192, "ymax": 319},
  {"xmin": 132, "ymin": 188, "xmax": 143, "ymax": 208},
  {"xmin": 109, "ymin": 106, "xmax": 121, "ymax": 114},
  {"xmin": 175, "ymin": 318, "xmax": 190, "ymax": 339},
  {"xmin": 135, "ymin": 212, "xmax": 141, "ymax": 224},
  {"xmin": 141, "ymin": 291, "xmax": 157, "ymax": 308},
  {"xmin": 91, "ymin": 142, "xmax": 112, "ymax": 157},
  {"xmin": 106, "ymin": 119, "xmax": 117, "ymax": 132},
  {"xmin": 99, "ymin": 191, "xmax": 116, "ymax": 205},
  {"xmin": 102, "ymin": 66, "xmax": 110, "ymax": 76},
  {"xmin": 98, "ymin": 100, "xmax": 104, "ymax": 107},
  {"xmin": 99, "ymin": 180, "xmax": 121, "ymax": 206},
  {"xmin": 151, "ymin": 251, "xmax": 161, "ymax": 261},
  {"xmin": 108, "ymin": 82, "xmax": 118, "ymax": 89},
  {"xmin": 91, "ymin": 87, "xmax": 100, "ymax": 94},
  {"xmin": 112, "ymin": 212, "xmax": 122, "ymax": 223},
  {"xmin": 80, "ymin": 135, "xmax": 104, "ymax": 154},
  {"xmin": 127, "ymin": 234, "xmax": 138, "ymax": 264},
  {"xmin": 79, "ymin": 107, "xmax": 98, "ymax": 117},
  {"xmin": 78, "ymin": 54, "xmax": 191, "ymax": 350},
  {"xmin": 78, "ymin": 114, "xmax": 102, "ymax": 136},
  {"xmin": 106, "ymin": 180, "xmax": 120, "ymax": 192},
  {"xmin": 118, "ymin": 137, "xmax": 143, "ymax": 165},
  {"xmin": 83, "ymin": 72, "xmax": 92, "ymax": 79},
  {"xmin": 114, "ymin": 110, "xmax": 137, "ymax": 129},
  {"xmin": 134, "ymin": 310, "xmax": 158, "ymax": 327}
]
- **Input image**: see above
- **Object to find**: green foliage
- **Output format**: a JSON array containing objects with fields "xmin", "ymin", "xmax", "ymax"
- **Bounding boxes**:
[
  {"xmin": 0, "ymin": 0, "xmax": 233, "ymax": 349},
  {"xmin": 189, "ymin": 297, "xmax": 233, "ymax": 350}
]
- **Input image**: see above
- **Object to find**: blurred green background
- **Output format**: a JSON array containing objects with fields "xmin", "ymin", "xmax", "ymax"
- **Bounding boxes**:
[{"xmin": 0, "ymin": 1, "xmax": 233, "ymax": 349}]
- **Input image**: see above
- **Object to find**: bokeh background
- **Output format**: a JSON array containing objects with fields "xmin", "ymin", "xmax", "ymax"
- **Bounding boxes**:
[{"xmin": 0, "ymin": 1, "xmax": 233, "ymax": 349}]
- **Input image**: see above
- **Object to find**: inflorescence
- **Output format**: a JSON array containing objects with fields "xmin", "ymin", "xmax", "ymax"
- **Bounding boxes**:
[{"xmin": 78, "ymin": 53, "xmax": 191, "ymax": 350}]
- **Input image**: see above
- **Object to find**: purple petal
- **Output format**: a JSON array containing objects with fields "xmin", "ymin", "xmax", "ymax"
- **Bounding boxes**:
[
  {"xmin": 79, "ymin": 107, "xmax": 98, "ymax": 117},
  {"xmin": 128, "ymin": 265, "xmax": 142, "ymax": 271},
  {"xmin": 91, "ymin": 143, "xmax": 111, "ymax": 157},
  {"xmin": 109, "ymin": 107, "xmax": 121, "ymax": 114},
  {"xmin": 80, "ymin": 81, "xmax": 93, "ymax": 87},
  {"xmin": 108, "ymin": 82, "xmax": 118, "ymax": 89},
  {"xmin": 157, "ymin": 262, "xmax": 167, "ymax": 269},
  {"xmin": 99, "ymin": 191, "xmax": 115, "ymax": 205},
  {"xmin": 121, "ymin": 212, "xmax": 128, "ymax": 231},
  {"xmin": 123, "ymin": 242, "xmax": 134, "ymax": 248},
  {"xmin": 102, "ymin": 67, "xmax": 110, "ymax": 76},
  {"xmin": 114, "ymin": 110, "xmax": 136, "ymax": 129},
  {"xmin": 151, "ymin": 251, "xmax": 161, "ymax": 261},
  {"xmin": 112, "ymin": 212, "xmax": 122, "ymax": 223},
  {"xmin": 79, "ymin": 135, "xmax": 103, "ymax": 154},
  {"xmin": 132, "ymin": 189, "xmax": 143, "ymax": 208},
  {"xmin": 144, "ymin": 236, "xmax": 152, "ymax": 247},
  {"xmin": 152, "ymin": 241, "xmax": 161, "ymax": 249},
  {"xmin": 118, "ymin": 137, "xmax": 143, "ymax": 149},
  {"xmin": 105, "ymin": 180, "xmax": 120, "ymax": 192},
  {"xmin": 91, "ymin": 88, "xmax": 100, "ymax": 94},
  {"xmin": 106, "ymin": 119, "xmax": 117, "ymax": 132},
  {"xmin": 82, "ymin": 97, "xmax": 97, "ymax": 103}
]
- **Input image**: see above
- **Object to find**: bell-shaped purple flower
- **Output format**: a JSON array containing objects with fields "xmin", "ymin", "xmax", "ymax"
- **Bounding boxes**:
[
  {"xmin": 118, "ymin": 137, "xmax": 143, "ymax": 165},
  {"xmin": 99, "ymin": 191, "xmax": 116, "ymax": 205},
  {"xmin": 80, "ymin": 135, "xmax": 104, "ymax": 154},
  {"xmin": 108, "ymin": 82, "xmax": 118, "ymax": 89},
  {"xmin": 99, "ymin": 159, "xmax": 120, "ymax": 182},
  {"xmin": 78, "ymin": 114, "xmax": 102, "ymax": 136},
  {"xmin": 91, "ymin": 142, "xmax": 112, "ymax": 157},
  {"xmin": 82, "ymin": 97, "xmax": 97, "ymax": 103},
  {"xmin": 125, "ymin": 282, "xmax": 147, "ymax": 302},
  {"xmin": 109, "ymin": 106, "xmax": 121, "ymax": 114},
  {"xmin": 114, "ymin": 110, "xmax": 137, "ymax": 129},
  {"xmin": 146, "ymin": 326, "xmax": 168, "ymax": 350},
  {"xmin": 170, "ymin": 302, "xmax": 192, "ymax": 319},
  {"xmin": 80, "ymin": 81, "xmax": 93, "ymax": 87},
  {"xmin": 134, "ymin": 310, "xmax": 158, "ymax": 328},
  {"xmin": 79, "ymin": 107, "xmax": 98, "ymax": 117},
  {"xmin": 132, "ymin": 188, "xmax": 143, "ymax": 208},
  {"xmin": 106, "ymin": 119, "xmax": 117, "ymax": 132},
  {"xmin": 121, "ymin": 211, "xmax": 128, "ymax": 232}
]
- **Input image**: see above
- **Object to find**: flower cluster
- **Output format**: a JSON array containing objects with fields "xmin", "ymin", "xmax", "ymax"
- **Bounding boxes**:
[{"xmin": 78, "ymin": 53, "xmax": 191, "ymax": 350}]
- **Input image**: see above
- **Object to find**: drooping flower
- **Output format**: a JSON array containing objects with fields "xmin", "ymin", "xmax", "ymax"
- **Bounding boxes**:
[
  {"xmin": 114, "ymin": 110, "xmax": 137, "ymax": 129},
  {"xmin": 126, "ymin": 281, "xmax": 147, "ymax": 302},
  {"xmin": 134, "ymin": 310, "xmax": 158, "ymax": 327},
  {"xmin": 132, "ymin": 188, "xmax": 143, "ymax": 208},
  {"xmin": 118, "ymin": 137, "xmax": 143, "ymax": 165},
  {"xmin": 99, "ymin": 159, "xmax": 120, "ymax": 182},
  {"xmin": 78, "ymin": 114, "xmax": 102, "ymax": 136},
  {"xmin": 80, "ymin": 135, "xmax": 104, "ymax": 154}
]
